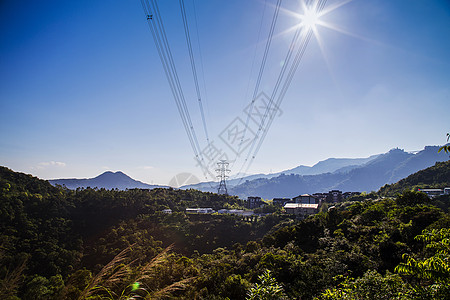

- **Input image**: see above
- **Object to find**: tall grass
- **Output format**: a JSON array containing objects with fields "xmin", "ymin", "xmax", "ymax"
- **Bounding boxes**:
[
  {"xmin": 73, "ymin": 244, "xmax": 195, "ymax": 300},
  {"xmin": 0, "ymin": 251, "xmax": 27, "ymax": 299}
]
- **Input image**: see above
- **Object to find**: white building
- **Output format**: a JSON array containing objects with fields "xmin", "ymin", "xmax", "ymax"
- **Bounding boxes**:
[
  {"xmin": 186, "ymin": 207, "xmax": 214, "ymax": 214},
  {"xmin": 419, "ymin": 188, "xmax": 450, "ymax": 198},
  {"xmin": 284, "ymin": 203, "xmax": 319, "ymax": 218},
  {"xmin": 218, "ymin": 209, "xmax": 254, "ymax": 216}
]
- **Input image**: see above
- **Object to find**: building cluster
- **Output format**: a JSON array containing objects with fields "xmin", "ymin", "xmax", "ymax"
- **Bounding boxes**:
[
  {"xmin": 243, "ymin": 190, "xmax": 361, "ymax": 219},
  {"xmin": 308, "ymin": 190, "xmax": 360, "ymax": 203},
  {"xmin": 164, "ymin": 187, "xmax": 450, "ymax": 220},
  {"xmin": 165, "ymin": 190, "xmax": 361, "ymax": 219},
  {"xmin": 183, "ymin": 207, "xmax": 256, "ymax": 216},
  {"xmin": 241, "ymin": 190, "xmax": 360, "ymax": 218}
]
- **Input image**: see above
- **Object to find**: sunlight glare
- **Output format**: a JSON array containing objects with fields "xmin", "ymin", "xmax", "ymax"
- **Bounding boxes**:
[{"xmin": 301, "ymin": 6, "xmax": 320, "ymax": 30}]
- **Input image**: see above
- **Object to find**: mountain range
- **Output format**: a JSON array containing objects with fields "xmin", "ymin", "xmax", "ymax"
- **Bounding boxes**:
[
  {"xmin": 182, "ymin": 154, "xmax": 382, "ymax": 191},
  {"xmin": 48, "ymin": 145, "xmax": 449, "ymax": 197},
  {"xmin": 229, "ymin": 146, "xmax": 449, "ymax": 198},
  {"xmin": 281, "ymin": 154, "xmax": 381, "ymax": 176}
]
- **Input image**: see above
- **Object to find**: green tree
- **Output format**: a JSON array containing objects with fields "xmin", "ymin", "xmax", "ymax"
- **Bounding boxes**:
[
  {"xmin": 246, "ymin": 270, "xmax": 287, "ymax": 300},
  {"xmin": 222, "ymin": 274, "xmax": 250, "ymax": 299},
  {"xmin": 316, "ymin": 271, "xmax": 409, "ymax": 300},
  {"xmin": 438, "ymin": 133, "xmax": 449, "ymax": 154},
  {"xmin": 395, "ymin": 228, "xmax": 450, "ymax": 282},
  {"xmin": 395, "ymin": 228, "xmax": 450, "ymax": 298},
  {"xmin": 396, "ymin": 190, "xmax": 430, "ymax": 206},
  {"xmin": 23, "ymin": 275, "xmax": 64, "ymax": 300}
]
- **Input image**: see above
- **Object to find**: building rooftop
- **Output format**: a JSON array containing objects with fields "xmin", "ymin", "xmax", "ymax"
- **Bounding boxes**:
[
  {"xmin": 284, "ymin": 203, "xmax": 319, "ymax": 209},
  {"xmin": 293, "ymin": 194, "xmax": 316, "ymax": 198}
]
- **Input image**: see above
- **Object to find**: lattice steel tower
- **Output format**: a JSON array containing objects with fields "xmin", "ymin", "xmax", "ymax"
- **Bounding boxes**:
[{"xmin": 216, "ymin": 160, "xmax": 230, "ymax": 195}]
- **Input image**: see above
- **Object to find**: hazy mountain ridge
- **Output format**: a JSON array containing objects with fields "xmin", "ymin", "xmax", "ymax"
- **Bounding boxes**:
[
  {"xmin": 183, "ymin": 154, "xmax": 381, "ymax": 191},
  {"xmin": 49, "ymin": 171, "xmax": 165, "ymax": 190},
  {"xmin": 282, "ymin": 155, "xmax": 380, "ymax": 175},
  {"xmin": 48, "ymin": 145, "xmax": 448, "ymax": 195},
  {"xmin": 230, "ymin": 146, "xmax": 448, "ymax": 198}
]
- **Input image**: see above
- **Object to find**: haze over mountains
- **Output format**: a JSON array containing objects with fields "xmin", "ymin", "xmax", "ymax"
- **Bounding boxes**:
[
  {"xmin": 281, "ymin": 155, "xmax": 380, "ymax": 176},
  {"xmin": 48, "ymin": 145, "xmax": 448, "ymax": 197},
  {"xmin": 181, "ymin": 155, "xmax": 382, "ymax": 191},
  {"xmin": 230, "ymin": 146, "xmax": 449, "ymax": 198}
]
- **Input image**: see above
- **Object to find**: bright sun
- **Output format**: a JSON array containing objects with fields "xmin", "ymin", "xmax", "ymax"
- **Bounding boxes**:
[
  {"xmin": 283, "ymin": 0, "xmax": 354, "ymax": 37},
  {"xmin": 300, "ymin": 6, "xmax": 320, "ymax": 29}
]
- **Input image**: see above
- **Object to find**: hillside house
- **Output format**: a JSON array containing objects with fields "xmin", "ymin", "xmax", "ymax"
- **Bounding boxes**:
[
  {"xmin": 419, "ymin": 188, "xmax": 450, "ymax": 198},
  {"xmin": 327, "ymin": 190, "xmax": 343, "ymax": 202},
  {"xmin": 272, "ymin": 198, "xmax": 290, "ymax": 206},
  {"xmin": 284, "ymin": 203, "xmax": 319, "ymax": 218},
  {"xmin": 186, "ymin": 208, "xmax": 214, "ymax": 214},
  {"xmin": 218, "ymin": 209, "xmax": 254, "ymax": 216},
  {"xmin": 246, "ymin": 196, "xmax": 263, "ymax": 209},
  {"xmin": 312, "ymin": 193, "xmax": 327, "ymax": 202}
]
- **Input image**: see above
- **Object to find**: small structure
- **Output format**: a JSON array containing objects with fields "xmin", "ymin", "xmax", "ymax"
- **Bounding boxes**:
[
  {"xmin": 246, "ymin": 196, "xmax": 263, "ymax": 209},
  {"xmin": 284, "ymin": 203, "xmax": 319, "ymax": 218},
  {"xmin": 218, "ymin": 209, "xmax": 254, "ymax": 216},
  {"xmin": 186, "ymin": 207, "xmax": 214, "ymax": 214},
  {"xmin": 418, "ymin": 188, "xmax": 449, "ymax": 198},
  {"xmin": 292, "ymin": 194, "xmax": 319, "ymax": 204},
  {"xmin": 312, "ymin": 193, "xmax": 327, "ymax": 202},
  {"xmin": 162, "ymin": 208, "xmax": 172, "ymax": 214},
  {"xmin": 327, "ymin": 190, "xmax": 343, "ymax": 203},
  {"xmin": 272, "ymin": 198, "xmax": 290, "ymax": 206}
]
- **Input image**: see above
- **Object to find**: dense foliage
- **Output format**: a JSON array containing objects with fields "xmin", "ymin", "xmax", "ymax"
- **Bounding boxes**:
[{"xmin": 1, "ymin": 165, "xmax": 449, "ymax": 299}]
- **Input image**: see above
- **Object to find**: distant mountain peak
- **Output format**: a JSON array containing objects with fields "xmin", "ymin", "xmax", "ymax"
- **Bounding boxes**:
[
  {"xmin": 388, "ymin": 148, "xmax": 405, "ymax": 153},
  {"xmin": 96, "ymin": 170, "xmax": 128, "ymax": 177},
  {"xmin": 50, "ymin": 171, "xmax": 165, "ymax": 190}
]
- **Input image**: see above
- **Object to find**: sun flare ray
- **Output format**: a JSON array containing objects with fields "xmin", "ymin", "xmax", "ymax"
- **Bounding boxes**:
[{"xmin": 319, "ymin": 0, "xmax": 354, "ymax": 17}]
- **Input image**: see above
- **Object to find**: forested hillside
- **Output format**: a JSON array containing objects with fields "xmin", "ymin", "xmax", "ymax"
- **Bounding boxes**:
[
  {"xmin": 379, "ymin": 160, "xmax": 450, "ymax": 196},
  {"xmin": 1, "ymin": 166, "xmax": 449, "ymax": 299}
]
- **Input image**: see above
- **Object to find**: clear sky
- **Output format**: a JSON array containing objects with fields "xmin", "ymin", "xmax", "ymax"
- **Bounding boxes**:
[{"xmin": 1, "ymin": 0, "xmax": 449, "ymax": 186}]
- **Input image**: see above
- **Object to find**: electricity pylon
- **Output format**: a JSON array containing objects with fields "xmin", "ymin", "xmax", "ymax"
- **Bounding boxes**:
[{"xmin": 216, "ymin": 160, "xmax": 230, "ymax": 195}]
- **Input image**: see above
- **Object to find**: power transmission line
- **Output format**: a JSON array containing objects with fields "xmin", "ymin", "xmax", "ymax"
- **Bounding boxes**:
[
  {"xmin": 252, "ymin": 0, "xmax": 327, "ymax": 160},
  {"xmin": 234, "ymin": 0, "xmax": 282, "ymax": 168},
  {"xmin": 141, "ymin": 0, "xmax": 211, "ymax": 180},
  {"xmin": 236, "ymin": 0, "xmax": 328, "ymax": 183},
  {"xmin": 141, "ymin": 0, "xmax": 328, "ymax": 187},
  {"xmin": 179, "ymin": 0, "xmax": 210, "ymax": 144}
]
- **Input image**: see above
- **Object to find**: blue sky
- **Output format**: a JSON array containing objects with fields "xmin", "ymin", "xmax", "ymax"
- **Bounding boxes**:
[{"xmin": 1, "ymin": 0, "xmax": 449, "ymax": 185}]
